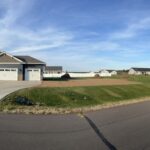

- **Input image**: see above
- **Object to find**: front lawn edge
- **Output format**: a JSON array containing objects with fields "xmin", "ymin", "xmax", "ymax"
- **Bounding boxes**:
[{"xmin": 0, "ymin": 96, "xmax": 150, "ymax": 115}]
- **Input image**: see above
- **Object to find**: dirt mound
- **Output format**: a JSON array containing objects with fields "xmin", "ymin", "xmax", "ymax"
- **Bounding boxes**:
[{"xmin": 40, "ymin": 78, "xmax": 139, "ymax": 87}]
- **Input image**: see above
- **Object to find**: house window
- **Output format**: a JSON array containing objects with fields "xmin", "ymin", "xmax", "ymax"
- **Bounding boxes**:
[
  {"xmin": 5, "ymin": 69, "xmax": 10, "ymax": 71},
  {"xmin": 33, "ymin": 69, "xmax": 39, "ymax": 72},
  {"xmin": 27, "ymin": 70, "xmax": 32, "ymax": 72},
  {"xmin": 11, "ymin": 69, "xmax": 16, "ymax": 71}
]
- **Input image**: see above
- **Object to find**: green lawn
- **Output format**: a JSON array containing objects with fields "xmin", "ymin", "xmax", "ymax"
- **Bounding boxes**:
[
  {"xmin": 1, "ymin": 75, "xmax": 150, "ymax": 109},
  {"xmin": 111, "ymin": 74, "xmax": 150, "ymax": 84},
  {"xmin": 1, "ymin": 84, "xmax": 150, "ymax": 108},
  {"xmin": 128, "ymin": 75, "xmax": 150, "ymax": 84}
]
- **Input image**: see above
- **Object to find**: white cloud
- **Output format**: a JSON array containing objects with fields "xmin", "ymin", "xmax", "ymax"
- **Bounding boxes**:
[
  {"xmin": 0, "ymin": 0, "xmax": 73, "ymax": 53},
  {"xmin": 0, "ymin": 0, "xmax": 149, "ymax": 70},
  {"xmin": 110, "ymin": 17, "xmax": 150, "ymax": 39},
  {"xmin": 0, "ymin": 0, "xmax": 33, "ymax": 27}
]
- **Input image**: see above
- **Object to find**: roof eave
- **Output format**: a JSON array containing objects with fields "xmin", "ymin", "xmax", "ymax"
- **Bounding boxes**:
[
  {"xmin": 26, "ymin": 63, "xmax": 46, "ymax": 65},
  {"xmin": 0, "ymin": 62, "xmax": 25, "ymax": 64}
]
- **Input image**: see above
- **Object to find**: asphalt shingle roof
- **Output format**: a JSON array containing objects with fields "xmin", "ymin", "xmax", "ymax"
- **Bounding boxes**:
[
  {"xmin": 0, "ymin": 53, "xmax": 22, "ymax": 63},
  {"xmin": 132, "ymin": 68, "xmax": 150, "ymax": 71},
  {"xmin": 15, "ymin": 56, "xmax": 45, "ymax": 64},
  {"xmin": 45, "ymin": 66, "xmax": 62, "ymax": 71}
]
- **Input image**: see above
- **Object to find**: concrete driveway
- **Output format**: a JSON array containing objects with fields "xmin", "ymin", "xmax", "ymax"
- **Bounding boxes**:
[{"xmin": 0, "ymin": 81, "xmax": 41, "ymax": 100}]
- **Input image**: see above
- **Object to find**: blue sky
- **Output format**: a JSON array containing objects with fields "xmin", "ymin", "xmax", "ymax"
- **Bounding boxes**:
[{"xmin": 0, "ymin": 0, "xmax": 150, "ymax": 71}]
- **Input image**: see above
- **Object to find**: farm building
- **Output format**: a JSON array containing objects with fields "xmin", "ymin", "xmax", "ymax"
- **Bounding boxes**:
[
  {"xmin": 128, "ymin": 68, "xmax": 150, "ymax": 75},
  {"xmin": 0, "ymin": 51, "xmax": 46, "ymax": 81},
  {"xmin": 107, "ymin": 70, "xmax": 117, "ymax": 75},
  {"xmin": 99, "ymin": 69, "xmax": 112, "ymax": 77},
  {"xmin": 43, "ymin": 66, "xmax": 64, "ymax": 79},
  {"xmin": 110, "ymin": 70, "xmax": 117, "ymax": 75},
  {"xmin": 44, "ymin": 66, "xmax": 63, "ymax": 74}
]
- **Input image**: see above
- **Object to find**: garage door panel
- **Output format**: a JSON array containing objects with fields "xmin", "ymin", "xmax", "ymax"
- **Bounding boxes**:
[
  {"xmin": 0, "ymin": 68, "xmax": 18, "ymax": 81},
  {"xmin": 25, "ymin": 69, "xmax": 41, "ymax": 81}
]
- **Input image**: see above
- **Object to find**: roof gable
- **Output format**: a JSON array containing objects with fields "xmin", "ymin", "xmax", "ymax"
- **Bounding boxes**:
[{"xmin": 0, "ymin": 52, "xmax": 23, "ymax": 64}]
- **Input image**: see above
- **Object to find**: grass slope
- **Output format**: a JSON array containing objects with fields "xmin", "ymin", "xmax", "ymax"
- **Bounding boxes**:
[
  {"xmin": 112, "ymin": 75, "xmax": 150, "ymax": 84},
  {"xmin": 1, "ymin": 75, "xmax": 150, "ymax": 109},
  {"xmin": 1, "ymin": 84, "xmax": 150, "ymax": 108}
]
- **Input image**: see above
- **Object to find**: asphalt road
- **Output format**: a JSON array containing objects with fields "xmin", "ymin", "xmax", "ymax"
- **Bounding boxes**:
[
  {"xmin": 0, "ymin": 81, "xmax": 40, "ymax": 100},
  {"xmin": 0, "ymin": 101, "xmax": 150, "ymax": 150}
]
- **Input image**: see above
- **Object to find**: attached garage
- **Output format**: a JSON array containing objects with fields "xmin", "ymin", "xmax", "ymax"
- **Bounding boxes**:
[
  {"xmin": 25, "ymin": 68, "xmax": 41, "ymax": 81},
  {"xmin": 0, "ymin": 51, "xmax": 46, "ymax": 81},
  {"xmin": 0, "ymin": 68, "xmax": 18, "ymax": 81}
]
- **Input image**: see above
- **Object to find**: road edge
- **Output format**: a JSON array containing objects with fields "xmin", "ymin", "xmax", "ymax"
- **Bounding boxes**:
[{"xmin": 0, "ymin": 97, "xmax": 150, "ymax": 115}]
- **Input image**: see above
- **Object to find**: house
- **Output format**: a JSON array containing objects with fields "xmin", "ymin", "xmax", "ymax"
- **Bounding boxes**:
[
  {"xmin": 108, "ymin": 70, "xmax": 117, "ymax": 75},
  {"xmin": 128, "ymin": 68, "xmax": 150, "ymax": 75},
  {"xmin": 43, "ymin": 66, "xmax": 65, "ymax": 78},
  {"xmin": 43, "ymin": 66, "xmax": 64, "ymax": 79},
  {"xmin": 44, "ymin": 66, "xmax": 63, "ymax": 74},
  {"xmin": 0, "ymin": 51, "xmax": 46, "ymax": 81},
  {"xmin": 99, "ymin": 69, "xmax": 112, "ymax": 77}
]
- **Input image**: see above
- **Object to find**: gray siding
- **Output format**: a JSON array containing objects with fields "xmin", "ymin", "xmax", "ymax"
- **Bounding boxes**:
[
  {"xmin": 0, "ymin": 64, "xmax": 22, "ymax": 68},
  {"xmin": 24, "ymin": 64, "xmax": 45, "ymax": 71}
]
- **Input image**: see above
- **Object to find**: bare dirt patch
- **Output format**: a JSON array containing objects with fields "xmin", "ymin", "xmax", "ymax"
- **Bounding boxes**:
[{"xmin": 40, "ymin": 78, "xmax": 139, "ymax": 87}]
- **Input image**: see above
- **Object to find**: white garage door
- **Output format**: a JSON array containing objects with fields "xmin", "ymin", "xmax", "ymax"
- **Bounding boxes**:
[
  {"xmin": 0, "ymin": 68, "xmax": 18, "ymax": 81},
  {"xmin": 25, "ymin": 68, "xmax": 41, "ymax": 81}
]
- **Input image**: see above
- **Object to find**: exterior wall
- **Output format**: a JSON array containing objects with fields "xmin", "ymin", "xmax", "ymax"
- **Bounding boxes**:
[
  {"xmin": 44, "ymin": 69, "xmax": 62, "ymax": 74},
  {"xmin": 128, "ymin": 69, "xmax": 148, "ymax": 75},
  {"xmin": 128, "ymin": 69, "xmax": 142, "ymax": 75},
  {"xmin": 44, "ymin": 70, "xmax": 62, "ymax": 74},
  {"xmin": 68, "ymin": 72, "xmax": 96, "ymax": 78},
  {"xmin": 111, "ymin": 71, "xmax": 117, "ymax": 75},
  {"xmin": 146, "ymin": 71, "xmax": 150, "ymax": 75},
  {"xmin": 99, "ymin": 70, "xmax": 111, "ymax": 77},
  {"xmin": 128, "ymin": 69, "xmax": 136, "ymax": 75},
  {"xmin": 0, "ymin": 64, "xmax": 23, "ymax": 80},
  {"xmin": 136, "ymin": 71, "xmax": 143, "ymax": 75},
  {"xmin": 24, "ymin": 64, "xmax": 45, "ymax": 70},
  {"xmin": 43, "ymin": 72, "xmax": 66, "ymax": 78},
  {"xmin": 18, "ymin": 72, "xmax": 23, "ymax": 81}
]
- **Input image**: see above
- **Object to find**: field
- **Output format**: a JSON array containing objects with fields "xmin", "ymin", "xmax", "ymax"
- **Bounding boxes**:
[
  {"xmin": 40, "ymin": 78, "xmax": 138, "ymax": 87},
  {"xmin": 0, "ymin": 75, "xmax": 150, "ymax": 112}
]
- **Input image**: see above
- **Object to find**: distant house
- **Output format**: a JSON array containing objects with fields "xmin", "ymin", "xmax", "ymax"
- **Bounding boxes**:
[
  {"xmin": 43, "ymin": 66, "xmax": 64, "ymax": 78},
  {"xmin": 107, "ymin": 70, "xmax": 117, "ymax": 75},
  {"xmin": 44, "ymin": 66, "xmax": 63, "ymax": 74},
  {"xmin": 0, "ymin": 51, "xmax": 45, "ymax": 81},
  {"xmin": 99, "ymin": 69, "xmax": 111, "ymax": 77},
  {"xmin": 110, "ymin": 70, "xmax": 117, "ymax": 75},
  {"xmin": 128, "ymin": 68, "xmax": 150, "ymax": 75}
]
